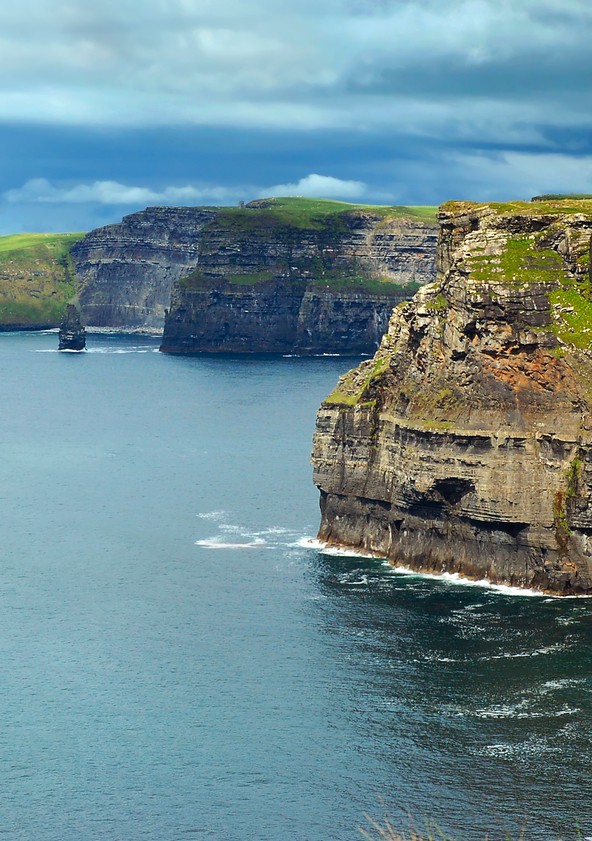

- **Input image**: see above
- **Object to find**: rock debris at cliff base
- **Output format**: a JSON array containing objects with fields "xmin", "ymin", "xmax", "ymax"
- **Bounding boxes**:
[{"xmin": 312, "ymin": 198, "xmax": 592, "ymax": 594}]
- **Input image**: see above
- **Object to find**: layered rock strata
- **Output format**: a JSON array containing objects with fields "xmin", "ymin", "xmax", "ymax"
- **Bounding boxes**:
[
  {"xmin": 71, "ymin": 207, "xmax": 216, "ymax": 329},
  {"xmin": 72, "ymin": 200, "xmax": 437, "ymax": 344},
  {"xmin": 160, "ymin": 199, "xmax": 437, "ymax": 353},
  {"xmin": 312, "ymin": 199, "xmax": 592, "ymax": 594}
]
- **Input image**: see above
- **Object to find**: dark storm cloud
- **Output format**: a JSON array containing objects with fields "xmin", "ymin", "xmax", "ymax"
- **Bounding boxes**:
[{"xmin": 1, "ymin": 0, "xmax": 592, "ymax": 231}]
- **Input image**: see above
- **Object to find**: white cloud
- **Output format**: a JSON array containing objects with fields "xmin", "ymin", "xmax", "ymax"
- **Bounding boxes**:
[
  {"xmin": 443, "ymin": 151, "xmax": 592, "ymax": 200},
  {"xmin": 2, "ymin": 174, "xmax": 368, "ymax": 206},
  {"xmin": 267, "ymin": 174, "xmax": 367, "ymax": 199}
]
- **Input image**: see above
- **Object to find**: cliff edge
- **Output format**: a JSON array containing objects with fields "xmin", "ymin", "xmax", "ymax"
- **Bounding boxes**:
[
  {"xmin": 71, "ymin": 206, "xmax": 215, "ymax": 330},
  {"xmin": 312, "ymin": 198, "xmax": 592, "ymax": 594},
  {"xmin": 71, "ymin": 199, "xmax": 437, "ymax": 343},
  {"xmin": 160, "ymin": 198, "xmax": 437, "ymax": 354}
]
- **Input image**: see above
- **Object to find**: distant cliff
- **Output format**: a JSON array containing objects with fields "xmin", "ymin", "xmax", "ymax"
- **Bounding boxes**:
[
  {"xmin": 0, "ymin": 232, "xmax": 83, "ymax": 329},
  {"xmin": 313, "ymin": 198, "xmax": 592, "ymax": 595},
  {"xmin": 160, "ymin": 198, "xmax": 437, "ymax": 353},
  {"xmin": 71, "ymin": 206, "xmax": 216, "ymax": 330}
]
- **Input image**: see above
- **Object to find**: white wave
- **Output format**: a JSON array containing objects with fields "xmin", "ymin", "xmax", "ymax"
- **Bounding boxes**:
[
  {"xmin": 475, "ymin": 704, "xmax": 579, "ymax": 720},
  {"xmin": 539, "ymin": 678, "xmax": 586, "ymax": 691},
  {"xmin": 195, "ymin": 536, "xmax": 267, "ymax": 549},
  {"xmin": 389, "ymin": 566, "xmax": 546, "ymax": 597},
  {"xmin": 36, "ymin": 347, "xmax": 87, "ymax": 353},
  {"xmin": 217, "ymin": 524, "xmax": 293, "ymax": 540},
  {"xmin": 420, "ymin": 656, "xmax": 462, "ymax": 664},
  {"xmin": 294, "ymin": 537, "xmax": 324, "ymax": 549},
  {"xmin": 480, "ymin": 643, "xmax": 569, "ymax": 661},
  {"xmin": 295, "ymin": 537, "xmax": 381, "ymax": 559},
  {"xmin": 85, "ymin": 347, "xmax": 151, "ymax": 354},
  {"xmin": 475, "ymin": 702, "xmax": 530, "ymax": 719},
  {"xmin": 296, "ymin": 537, "xmax": 592, "ymax": 599},
  {"xmin": 337, "ymin": 573, "xmax": 369, "ymax": 586},
  {"xmin": 196, "ymin": 511, "xmax": 226, "ymax": 520},
  {"xmin": 475, "ymin": 738, "xmax": 559, "ymax": 759},
  {"xmin": 257, "ymin": 526, "xmax": 291, "ymax": 535},
  {"xmin": 393, "ymin": 561, "xmax": 592, "ymax": 599}
]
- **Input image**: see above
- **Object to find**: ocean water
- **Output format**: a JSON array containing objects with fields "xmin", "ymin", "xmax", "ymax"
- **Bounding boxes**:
[{"xmin": 0, "ymin": 330, "xmax": 591, "ymax": 841}]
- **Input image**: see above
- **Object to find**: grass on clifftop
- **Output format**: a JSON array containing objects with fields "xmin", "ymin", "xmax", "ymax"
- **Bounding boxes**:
[
  {"xmin": 218, "ymin": 197, "xmax": 437, "ymax": 230},
  {"xmin": 441, "ymin": 198, "xmax": 592, "ymax": 217},
  {"xmin": 0, "ymin": 231, "xmax": 85, "ymax": 325},
  {"xmin": 0, "ymin": 232, "xmax": 84, "ymax": 258}
]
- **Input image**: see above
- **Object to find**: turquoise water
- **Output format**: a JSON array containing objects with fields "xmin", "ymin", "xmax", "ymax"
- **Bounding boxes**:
[{"xmin": 0, "ymin": 331, "xmax": 591, "ymax": 840}]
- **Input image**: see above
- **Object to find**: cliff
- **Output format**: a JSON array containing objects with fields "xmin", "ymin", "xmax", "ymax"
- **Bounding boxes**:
[
  {"xmin": 159, "ymin": 198, "xmax": 438, "ymax": 353},
  {"xmin": 312, "ymin": 198, "xmax": 592, "ymax": 595},
  {"xmin": 71, "ymin": 206, "xmax": 216, "ymax": 329},
  {"xmin": 0, "ymin": 232, "xmax": 83, "ymax": 329}
]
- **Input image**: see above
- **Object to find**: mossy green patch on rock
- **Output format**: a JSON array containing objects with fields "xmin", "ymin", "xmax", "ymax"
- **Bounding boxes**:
[
  {"xmin": 424, "ymin": 293, "xmax": 449, "ymax": 312},
  {"xmin": 549, "ymin": 288, "xmax": 592, "ymax": 349},
  {"xmin": 325, "ymin": 355, "xmax": 391, "ymax": 406},
  {"xmin": 467, "ymin": 235, "xmax": 569, "ymax": 287},
  {"xmin": 226, "ymin": 271, "xmax": 275, "ymax": 286},
  {"xmin": 309, "ymin": 271, "xmax": 421, "ymax": 297}
]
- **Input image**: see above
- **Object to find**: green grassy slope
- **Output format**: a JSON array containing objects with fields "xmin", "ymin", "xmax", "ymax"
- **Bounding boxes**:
[
  {"xmin": 0, "ymin": 232, "xmax": 85, "ymax": 326},
  {"xmin": 223, "ymin": 196, "xmax": 438, "ymax": 228}
]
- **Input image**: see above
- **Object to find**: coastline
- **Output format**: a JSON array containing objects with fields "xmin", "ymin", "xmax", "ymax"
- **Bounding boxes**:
[{"xmin": 304, "ymin": 537, "xmax": 592, "ymax": 599}]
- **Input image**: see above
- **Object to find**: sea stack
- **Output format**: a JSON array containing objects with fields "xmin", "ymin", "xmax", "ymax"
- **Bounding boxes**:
[
  {"xmin": 312, "ymin": 198, "xmax": 592, "ymax": 595},
  {"xmin": 58, "ymin": 303, "xmax": 86, "ymax": 351},
  {"xmin": 69, "ymin": 198, "xmax": 438, "ymax": 348}
]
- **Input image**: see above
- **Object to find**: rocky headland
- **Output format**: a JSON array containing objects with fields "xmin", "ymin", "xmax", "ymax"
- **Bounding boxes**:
[
  {"xmin": 158, "ymin": 198, "xmax": 438, "ymax": 354},
  {"xmin": 0, "ymin": 199, "xmax": 437, "ymax": 350},
  {"xmin": 312, "ymin": 198, "xmax": 592, "ymax": 594}
]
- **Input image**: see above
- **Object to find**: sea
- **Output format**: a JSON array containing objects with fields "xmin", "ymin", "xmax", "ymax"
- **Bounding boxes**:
[{"xmin": 0, "ymin": 330, "xmax": 591, "ymax": 841}]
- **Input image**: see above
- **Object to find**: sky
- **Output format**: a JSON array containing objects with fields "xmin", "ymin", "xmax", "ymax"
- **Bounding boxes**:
[{"xmin": 2, "ymin": 0, "xmax": 592, "ymax": 233}]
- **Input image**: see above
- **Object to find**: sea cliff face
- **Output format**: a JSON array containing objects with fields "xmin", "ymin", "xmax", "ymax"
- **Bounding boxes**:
[
  {"xmin": 71, "ymin": 206, "xmax": 216, "ymax": 329},
  {"xmin": 160, "ymin": 199, "xmax": 437, "ymax": 353},
  {"xmin": 312, "ymin": 198, "xmax": 592, "ymax": 594}
]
